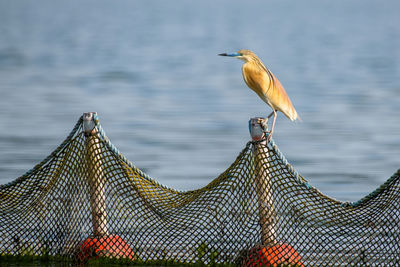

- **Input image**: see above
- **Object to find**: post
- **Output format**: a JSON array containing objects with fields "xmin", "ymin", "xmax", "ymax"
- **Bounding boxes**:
[
  {"xmin": 249, "ymin": 117, "xmax": 276, "ymax": 246},
  {"xmin": 83, "ymin": 112, "xmax": 109, "ymax": 237}
]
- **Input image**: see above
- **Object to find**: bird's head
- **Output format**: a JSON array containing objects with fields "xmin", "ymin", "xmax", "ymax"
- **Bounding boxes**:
[{"xmin": 218, "ymin": 49, "xmax": 257, "ymax": 62}]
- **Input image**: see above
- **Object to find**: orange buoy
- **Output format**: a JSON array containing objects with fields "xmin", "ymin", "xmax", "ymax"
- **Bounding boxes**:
[
  {"xmin": 76, "ymin": 235, "xmax": 134, "ymax": 262},
  {"xmin": 243, "ymin": 244, "xmax": 304, "ymax": 267}
]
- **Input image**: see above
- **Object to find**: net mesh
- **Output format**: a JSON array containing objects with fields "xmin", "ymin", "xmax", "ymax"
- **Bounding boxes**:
[{"xmin": 1, "ymin": 114, "xmax": 400, "ymax": 266}]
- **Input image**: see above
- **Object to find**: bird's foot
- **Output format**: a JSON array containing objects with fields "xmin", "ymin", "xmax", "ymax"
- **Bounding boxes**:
[
  {"xmin": 257, "ymin": 117, "xmax": 269, "ymax": 132},
  {"xmin": 256, "ymin": 117, "xmax": 273, "ymax": 141}
]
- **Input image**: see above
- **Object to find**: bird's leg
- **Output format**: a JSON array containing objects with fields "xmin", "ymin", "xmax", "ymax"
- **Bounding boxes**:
[
  {"xmin": 268, "ymin": 110, "xmax": 277, "ymax": 142},
  {"xmin": 257, "ymin": 111, "xmax": 276, "ymax": 141}
]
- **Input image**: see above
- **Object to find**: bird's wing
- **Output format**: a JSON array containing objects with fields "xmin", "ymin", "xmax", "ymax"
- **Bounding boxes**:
[
  {"xmin": 242, "ymin": 61, "xmax": 299, "ymax": 121},
  {"xmin": 268, "ymin": 72, "xmax": 299, "ymax": 121},
  {"xmin": 257, "ymin": 60, "xmax": 276, "ymax": 90}
]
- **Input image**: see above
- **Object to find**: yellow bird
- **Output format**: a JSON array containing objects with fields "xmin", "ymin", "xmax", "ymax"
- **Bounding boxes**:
[{"xmin": 219, "ymin": 49, "xmax": 299, "ymax": 140}]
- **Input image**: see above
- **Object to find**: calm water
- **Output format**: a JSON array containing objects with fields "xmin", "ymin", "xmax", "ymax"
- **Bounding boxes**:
[{"xmin": 0, "ymin": 0, "xmax": 399, "ymax": 202}]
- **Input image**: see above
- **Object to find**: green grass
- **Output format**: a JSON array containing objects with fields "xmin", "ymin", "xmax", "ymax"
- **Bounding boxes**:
[{"xmin": 0, "ymin": 254, "xmax": 236, "ymax": 266}]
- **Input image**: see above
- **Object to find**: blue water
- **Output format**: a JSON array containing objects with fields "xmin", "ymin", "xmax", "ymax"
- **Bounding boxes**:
[{"xmin": 0, "ymin": 0, "xmax": 399, "ymax": 202}]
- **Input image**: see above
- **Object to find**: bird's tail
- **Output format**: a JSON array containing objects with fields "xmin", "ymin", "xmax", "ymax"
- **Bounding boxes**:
[
  {"xmin": 292, "ymin": 110, "xmax": 302, "ymax": 122},
  {"xmin": 283, "ymin": 106, "xmax": 301, "ymax": 122}
]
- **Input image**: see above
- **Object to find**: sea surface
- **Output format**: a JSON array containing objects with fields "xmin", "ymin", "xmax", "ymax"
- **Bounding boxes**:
[{"xmin": 0, "ymin": 0, "xmax": 399, "ymax": 202}]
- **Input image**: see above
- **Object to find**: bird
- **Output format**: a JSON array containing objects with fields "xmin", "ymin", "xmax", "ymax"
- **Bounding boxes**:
[{"xmin": 219, "ymin": 49, "xmax": 299, "ymax": 140}]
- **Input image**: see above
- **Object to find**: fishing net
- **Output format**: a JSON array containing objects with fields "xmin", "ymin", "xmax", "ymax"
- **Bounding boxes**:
[{"xmin": 0, "ymin": 113, "xmax": 399, "ymax": 266}]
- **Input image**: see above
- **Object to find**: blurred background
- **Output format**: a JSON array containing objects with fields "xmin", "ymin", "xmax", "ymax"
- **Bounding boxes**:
[{"xmin": 0, "ymin": 0, "xmax": 399, "ymax": 202}]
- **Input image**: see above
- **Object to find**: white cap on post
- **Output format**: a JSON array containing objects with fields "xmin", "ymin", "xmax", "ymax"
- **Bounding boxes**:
[
  {"xmin": 249, "ymin": 117, "xmax": 267, "ymax": 141},
  {"xmin": 83, "ymin": 112, "xmax": 97, "ymax": 136}
]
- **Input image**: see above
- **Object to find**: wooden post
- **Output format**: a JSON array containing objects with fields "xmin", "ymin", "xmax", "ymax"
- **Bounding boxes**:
[
  {"xmin": 249, "ymin": 117, "xmax": 276, "ymax": 246},
  {"xmin": 83, "ymin": 112, "xmax": 109, "ymax": 237}
]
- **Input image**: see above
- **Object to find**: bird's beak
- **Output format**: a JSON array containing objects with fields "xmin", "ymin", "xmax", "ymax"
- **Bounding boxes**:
[{"xmin": 218, "ymin": 52, "xmax": 241, "ymax": 57}]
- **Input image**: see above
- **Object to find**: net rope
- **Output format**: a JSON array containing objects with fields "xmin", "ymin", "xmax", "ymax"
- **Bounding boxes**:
[{"xmin": 1, "ymin": 114, "xmax": 399, "ymax": 266}]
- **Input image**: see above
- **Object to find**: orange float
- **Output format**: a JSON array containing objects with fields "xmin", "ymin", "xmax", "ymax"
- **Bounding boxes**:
[
  {"xmin": 243, "ymin": 244, "xmax": 304, "ymax": 267},
  {"xmin": 76, "ymin": 234, "xmax": 135, "ymax": 262}
]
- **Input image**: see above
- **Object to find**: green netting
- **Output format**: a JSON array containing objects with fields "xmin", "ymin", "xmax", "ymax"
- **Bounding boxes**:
[{"xmin": 1, "ymin": 114, "xmax": 400, "ymax": 266}]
